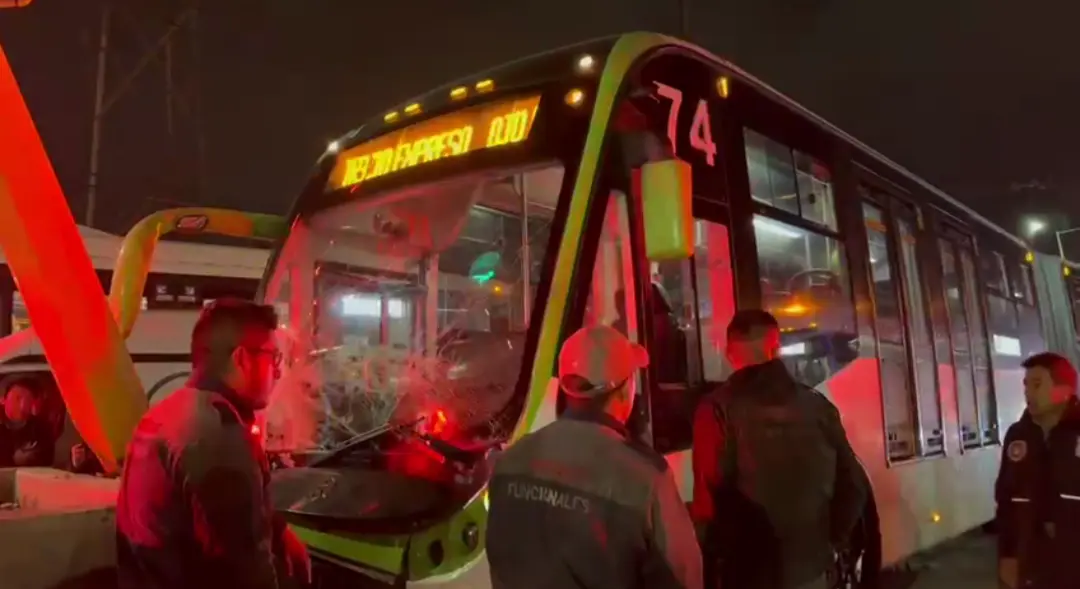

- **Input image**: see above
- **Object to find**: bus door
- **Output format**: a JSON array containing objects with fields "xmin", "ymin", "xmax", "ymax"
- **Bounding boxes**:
[
  {"xmin": 574, "ymin": 185, "xmax": 736, "ymax": 494},
  {"xmin": 609, "ymin": 50, "xmax": 742, "ymax": 487},
  {"xmin": 645, "ymin": 201, "xmax": 736, "ymax": 459}
]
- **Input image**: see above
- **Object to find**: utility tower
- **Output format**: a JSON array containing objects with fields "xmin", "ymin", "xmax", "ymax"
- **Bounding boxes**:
[
  {"xmin": 679, "ymin": 0, "xmax": 691, "ymax": 38},
  {"xmin": 85, "ymin": 0, "xmax": 205, "ymax": 229}
]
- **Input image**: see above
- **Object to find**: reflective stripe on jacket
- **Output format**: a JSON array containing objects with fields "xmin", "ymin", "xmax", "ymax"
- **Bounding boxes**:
[{"xmin": 996, "ymin": 398, "xmax": 1080, "ymax": 589}]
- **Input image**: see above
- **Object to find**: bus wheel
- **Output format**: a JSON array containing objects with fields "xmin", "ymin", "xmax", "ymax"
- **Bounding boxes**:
[{"xmin": 832, "ymin": 496, "xmax": 881, "ymax": 589}]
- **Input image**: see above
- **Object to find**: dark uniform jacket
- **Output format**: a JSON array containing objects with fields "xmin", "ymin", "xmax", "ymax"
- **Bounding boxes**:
[
  {"xmin": 996, "ymin": 397, "xmax": 1080, "ymax": 589},
  {"xmin": 691, "ymin": 359, "xmax": 868, "ymax": 589},
  {"xmin": 115, "ymin": 377, "xmax": 284, "ymax": 589},
  {"xmin": 486, "ymin": 410, "xmax": 702, "ymax": 589}
]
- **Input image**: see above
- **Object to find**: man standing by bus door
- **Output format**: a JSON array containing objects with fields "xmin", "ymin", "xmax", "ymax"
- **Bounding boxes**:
[
  {"xmin": 690, "ymin": 310, "xmax": 868, "ymax": 589},
  {"xmin": 996, "ymin": 352, "xmax": 1080, "ymax": 589},
  {"xmin": 485, "ymin": 324, "xmax": 702, "ymax": 589}
]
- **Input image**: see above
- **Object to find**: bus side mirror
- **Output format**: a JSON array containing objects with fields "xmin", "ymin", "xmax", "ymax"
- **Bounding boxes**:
[{"xmin": 639, "ymin": 159, "xmax": 694, "ymax": 261}]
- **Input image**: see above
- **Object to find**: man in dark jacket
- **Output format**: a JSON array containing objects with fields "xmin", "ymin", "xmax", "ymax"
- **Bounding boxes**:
[
  {"xmin": 486, "ymin": 324, "xmax": 702, "ymax": 589},
  {"xmin": 996, "ymin": 351, "xmax": 1080, "ymax": 589},
  {"xmin": 691, "ymin": 310, "xmax": 867, "ymax": 589},
  {"xmin": 115, "ymin": 299, "xmax": 309, "ymax": 589}
]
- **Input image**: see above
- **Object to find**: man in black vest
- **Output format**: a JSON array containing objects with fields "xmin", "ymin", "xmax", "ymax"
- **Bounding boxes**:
[{"xmin": 691, "ymin": 310, "xmax": 867, "ymax": 589}]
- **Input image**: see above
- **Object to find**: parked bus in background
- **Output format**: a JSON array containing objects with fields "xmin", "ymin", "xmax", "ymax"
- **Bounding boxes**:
[{"xmin": 0, "ymin": 224, "xmax": 269, "ymax": 467}]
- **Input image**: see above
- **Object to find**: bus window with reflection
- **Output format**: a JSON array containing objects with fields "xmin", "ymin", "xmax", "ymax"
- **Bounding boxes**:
[
  {"xmin": 959, "ymin": 246, "xmax": 998, "ymax": 444},
  {"xmin": 649, "ymin": 219, "xmax": 737, "ymax": 385},
  {"xmin": 584, "ymin": 191, "xmax": 636, "ymax": 336},
  {"xmin": 982, "ymin": 252, "xmax": 1009, "ymax": 294},
  {"xmin": 11, "ymin": 291, "xmax": 29, "ymax": 332},
  {"xmin": 579, "ymin": 190, "xmax": 653, "ymax": 438},
  {"xmin": 1014, "ymin": 264, "xmax": 1043, "ymax": 355},
  {"xmin": 265, "ymin": 164, "xmax": 563, "ymax": 453},
  {"xmin": 648, "ymin": 219, "xmax": 736, "ymax": 454},
  {"xmin": 984, "ymin": 252, "xmax": 1020, "ymax": 341},
  {"xmin": 939, "ymin": 238, "xmax": 982, "ymax": 448},
  {"xmin": 753, "ymin": 214, "xmax": 857, "ymax": 387},
  {"xmin": 1069, "ymin": 276, "xmax": 1080, "ymax": 341},
  {"xmin": 1012, "ymin": 262, "xmax": 1035, "ymax": 304},
  {"xmin": 895, "ymin": 215, "xmax": 942, "ymax": 453},
  {"xmin": 863, "ymin": 201, "xmax": 918, "ymax": 460},
  {"xmin": 691, "ymin": 220, "xmax": 736, "ymax": 383},
  {"xmin": 744, "ymin": 129, "xmax": 837, "ymax": 231}
]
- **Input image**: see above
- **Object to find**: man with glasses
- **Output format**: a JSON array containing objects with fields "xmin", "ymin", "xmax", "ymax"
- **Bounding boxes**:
[
  {"xmin": 485, "ymin": 324, "xmax": 702, "ymax": 589},
  {"xmin": 116, "ymin": 299, "xmax": 309, "ymax": 589}
]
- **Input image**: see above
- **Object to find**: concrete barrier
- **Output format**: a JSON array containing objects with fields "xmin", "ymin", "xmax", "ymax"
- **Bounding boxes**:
[
  {"xmin": 0, "ymin": 468, "xmax": 119, "ymax": 589},
  {"xmin": 14, "ymin": 468, "xmax": 119, "ymax": 511}
]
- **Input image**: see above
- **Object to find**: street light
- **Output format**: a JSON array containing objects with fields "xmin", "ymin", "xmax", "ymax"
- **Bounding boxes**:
[{"xmin": 1024, "ymin": 217, "xmax": 1080, "ymax": 263}]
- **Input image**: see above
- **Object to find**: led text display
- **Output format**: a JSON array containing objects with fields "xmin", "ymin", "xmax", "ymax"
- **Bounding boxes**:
[{"xmin": 328, "ymin": 95, "xmax": 541, "ymax": 190}]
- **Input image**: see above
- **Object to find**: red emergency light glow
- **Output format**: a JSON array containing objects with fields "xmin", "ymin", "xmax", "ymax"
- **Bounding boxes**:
[{"xmin": 431, "ymin": 409, "xmax": 449, "ymax": 435}]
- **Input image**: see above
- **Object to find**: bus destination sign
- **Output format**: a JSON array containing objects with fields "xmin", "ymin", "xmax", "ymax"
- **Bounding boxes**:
[{"xmin": 328, "ymin": 95, "xmax": 541, "ymax": 191}]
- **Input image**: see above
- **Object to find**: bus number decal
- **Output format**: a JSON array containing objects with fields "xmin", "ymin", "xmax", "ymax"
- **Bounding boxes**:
[{"xmin": 652, "ymin": 81, "xmax": 718, "ymax": 167}]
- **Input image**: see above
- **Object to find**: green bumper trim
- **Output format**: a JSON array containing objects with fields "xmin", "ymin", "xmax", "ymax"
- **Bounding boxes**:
[{"xmin": 290, "ymin": 489, "xmax": 489, "ymax": 581}]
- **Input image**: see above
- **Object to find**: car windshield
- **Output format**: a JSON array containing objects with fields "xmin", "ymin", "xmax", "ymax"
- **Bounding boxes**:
[{"xmin": 262, "ymin": 163, "xmax": 563, "ymax": 455}]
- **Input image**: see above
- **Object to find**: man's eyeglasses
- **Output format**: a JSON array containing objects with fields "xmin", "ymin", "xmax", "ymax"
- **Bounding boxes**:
[{"xmin": 246, "ymin": 347, "xmax": 283, "ymax": 368}]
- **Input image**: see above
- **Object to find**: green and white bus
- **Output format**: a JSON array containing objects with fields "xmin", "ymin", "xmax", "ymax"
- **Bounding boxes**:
[{"xmin": 258, "ymin": 32, "xmax": 1075, "ymax": 588}]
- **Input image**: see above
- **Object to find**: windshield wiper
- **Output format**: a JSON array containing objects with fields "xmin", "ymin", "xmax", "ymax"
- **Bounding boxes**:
[{"xmin": 309, "ymin": 416, "xmax": 425, "ymax": 467}]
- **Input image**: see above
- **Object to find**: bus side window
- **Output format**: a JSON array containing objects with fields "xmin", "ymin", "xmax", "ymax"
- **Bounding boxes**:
[
  {"xmin": 745, "ymin": 129, "xmax": 858, "ymax": 388},
  {"xmin": 11, "ymin": 290, "xmax": 30, "ymax": 333}
]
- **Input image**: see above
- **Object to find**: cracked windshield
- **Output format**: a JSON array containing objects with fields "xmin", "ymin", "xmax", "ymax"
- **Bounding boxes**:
[{"xmin": 263, "ymin": 164, "xmax": 563, "ymax": 457}]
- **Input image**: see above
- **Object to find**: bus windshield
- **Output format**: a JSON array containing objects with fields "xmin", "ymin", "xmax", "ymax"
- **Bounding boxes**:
[{"xmin": 263, "ymin": 163, "xmax": 563, "ymax": 457}]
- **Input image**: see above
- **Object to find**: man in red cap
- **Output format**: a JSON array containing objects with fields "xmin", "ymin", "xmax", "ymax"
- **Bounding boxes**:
[{"xmin": 485, "ymin": 324, "xmax": 702, "ymax": 589}]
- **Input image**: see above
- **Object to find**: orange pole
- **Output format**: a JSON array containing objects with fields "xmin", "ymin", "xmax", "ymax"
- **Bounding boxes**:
[{"xmin": 0, "ymin": 43, "xmax": 145, "ymax": 473}]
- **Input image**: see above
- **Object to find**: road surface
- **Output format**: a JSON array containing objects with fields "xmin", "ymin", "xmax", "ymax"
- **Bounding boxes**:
[
  {"xmin": 54, "ymin": 531, "xmax": 1002, "ymax": 588},
  {"xmin": 884, "ymin": 531, "xmax": 998, "ymax": 589}
]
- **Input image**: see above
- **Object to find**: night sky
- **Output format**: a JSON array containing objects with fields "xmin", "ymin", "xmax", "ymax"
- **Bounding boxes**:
[{"xmin": 2, "ymin": 0, "xmax": 1079, "ymax": 254}]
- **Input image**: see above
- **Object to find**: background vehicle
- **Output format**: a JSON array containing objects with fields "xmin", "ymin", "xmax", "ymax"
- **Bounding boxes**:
[{"xmin": 0, "ymin": 223, "xmax": 269, "ymax": 466}]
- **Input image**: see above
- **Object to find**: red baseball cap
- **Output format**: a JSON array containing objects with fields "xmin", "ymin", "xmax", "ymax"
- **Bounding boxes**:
[{"xmin": 558, "ymin": 325, "xmax": 649, "ymax": 398}]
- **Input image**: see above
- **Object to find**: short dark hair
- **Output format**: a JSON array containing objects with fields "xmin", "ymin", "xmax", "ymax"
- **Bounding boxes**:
[
  {"xmin": 727, "ymin": 309, "xmax": 780, "ymax": 342},
  {"xmin": 191, "ymin": 299, "xmax": 278, "ymax": 376},
  {"xmin": 1022, "ymin": 352, "xmax": 1078, "ymax": 391}
]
